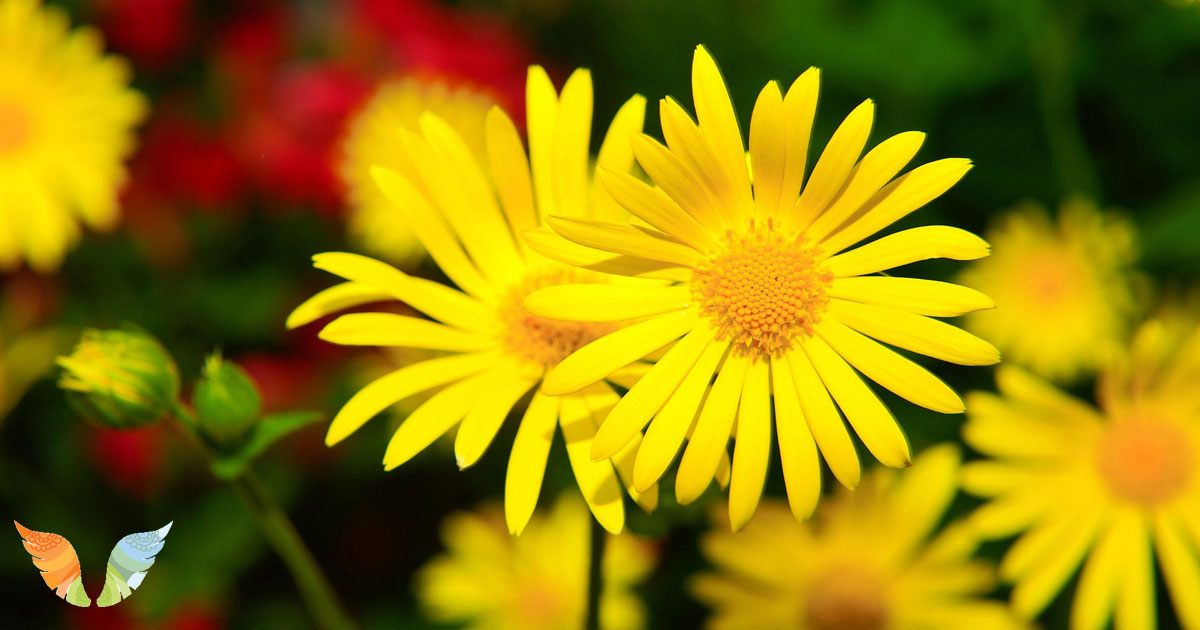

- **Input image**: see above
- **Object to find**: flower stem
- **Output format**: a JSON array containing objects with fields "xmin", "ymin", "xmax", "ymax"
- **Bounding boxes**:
[
  {"xmin": 171, "ymin": 403, "xmax": 357, "ymax": 630},
  {"xmin": 584, "ymin": 517, "xmax": 606, "ymax": 630}
]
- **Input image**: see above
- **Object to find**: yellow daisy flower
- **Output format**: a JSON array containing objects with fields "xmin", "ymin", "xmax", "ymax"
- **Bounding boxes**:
[
  {"xmin": 290, "ymin": 67, "xmax": 663, "ymax": 535},
  {"xmin": 417, "ymin": 495, "xmax": 653, "ymax": 630},
  {"xmin": 526, "ymin": 45, "xmax": 998, "ymax": 530},
  {"xmin": 962, "ymin": 318, "xmax": 1200, "ymax": 629},
  {"xmin": 340, "ymin": 78, "xmax": 496, "ymax": 266},
  {"xmin": 0, "ymin": 0, "xmax": 145, "ymax": 272},
  {"xmin": 692, "ymin": 445, "xmax": 1026, "ymax": 630},
  {"xmin": 956, "ymin": 198, "xmax": 1138, "ymax": 382}
]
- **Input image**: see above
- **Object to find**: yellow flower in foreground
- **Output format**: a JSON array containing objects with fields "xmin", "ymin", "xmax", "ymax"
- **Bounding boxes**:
[
  {"xmin": 963, "ymin": 318, "xmax": 1200, "ymax": 629},
  {"xmin": 341, "ymin": 78, "xmax": 496, "ymax": 266},
  {"xmin": 527, "ymin": 45, "xmax": 998, "ymax": 530},
  {"xmin": 693, "ymin": 445, "xmax": 1025, "ymax": 630},
  {"xmin": 417, "ymin": 495, "xmax": 653, "ymax": 630},
  {"xmin": 290, "ymin": 67, "xmax": 661, "ymax": 534},
  {"xmin": 0, "ymin": 0, "xmax": 145, "ymax": 272},
  {"xmin": 956, "ymin": 198, "xmax": 1137, "ymax": 382}
]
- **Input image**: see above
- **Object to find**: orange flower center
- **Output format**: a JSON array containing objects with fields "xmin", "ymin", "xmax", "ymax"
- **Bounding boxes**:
[
  {"xmin": 804, "ymin": 566, "xmax": 888, "ymax": 630},
  {"xmin": 692, "ymin": 220, "xmax": 830, "ymax": 359},
  {"xmin": 500, "ymin": 274, "xmax": 615, "ymax": 368},
  {"xmin": 0, "ymin": 100, "xmax": 33, "ymax": 155},
  {"xmin": 1096, "ymin": 418, "xmax": 1194, "ymax": 506}
]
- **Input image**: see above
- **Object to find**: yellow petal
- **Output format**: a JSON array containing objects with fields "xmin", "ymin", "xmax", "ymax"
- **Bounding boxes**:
[
  {"xmin": 887, "ymin": 443, "xmax": 960, "ymax": 557},
  {"xmin": 505, "ymin": 393, "xmax": 560, "ymax": 535},
  {"xmin": 597, "ymin": 168, "xmax": 716, "ymax": 250},
  {"xmin": 785, "ymin": 347, "xmax": 860, "ymax": 489},
  {"xmin": 382, "ymin": 370, "xmax": 493, "ymax": 469},
  {"xmin": 801, "ymin": 335, "xmax": 911, "ymax": 468},
  {"xmin": 485, "ymin": 107, "xmax": 538, "ymax": 239},
  {"xmin": 770, "ymin": 354, "xmax": 821, "ymax": 521},
  {"xmin": 591, "ymin": 325, "xmax": 716, "ymax": 460},
  {"xmin": 659, "ymin": 96, "xmax": 742, "ymax": 226},
  {"xmin": 1072, "ymin": 509, "xmax": 1138, "ymax": 630},
  {"xmin": 328, "ymin": 352, "xmax": 501, "ymax": 445},
  {"xmin": 728, "ymin": 361, "xmax": 771, "ymax": 531},
  {"xmin": 577, "ymin": 382, "xmax": 658, "ymax": 512},
  {"xmin": 829, "ymin": 299, "xmax": 1000, "ymax": 366},
  {"xmin": 749, "ymin": 81, "xmax": 786, "ymax": 220},
  {"xmin": 1009, "ymin": 504, "xmax": 1106, "ymax": 619},
  {"xmin": 560, "ymin": 396, "xmax": 625, "ymax": 534},
  {"xmin": 777, "ymin": 68, "xmax": 820, "ymax": 215},
  {"xmin": 543, "ymin": 310, "xmax": 697, "ymax": 395},
  {"xmin": 1115, "ymin": 513, "xmax": 1156, "ymax": 630},
  {"xmin": 524, "ymin": 284, "xmax": 692, "ymax": 324},
  {"xmin": 591, "ymin": 95, "xmax": 647, "ymax": 221},
  {"xmin": 286, "ymin": 282, "xmax": 389, "ymax": 329},
  {"xmin": 552, "ymin": 69, "xmax": 593, "ymax": 219},
  {"xmin": 523, "ymin": 228, "xmax": 692, "ymax": 281},
  {"xmin": 691, "ymin": 45, "xmax": 753, "ymax": 212},
  {"xmin": 546, "ymin": 215, "xmax": 703, "ymax": 268},
  {"xmin": 631, "ymin": 132, "xmax": 728, "ymax": 231},
  {"xmin": 1154, "ymin": 511, "xmax": 1200, "ymax": 630},
  {"xmin": 319, "ymin": 312, "xmax": 495, "ymax": 352},
  {"xmin": 795, "ymin": 99, "xmax": 875, "ymax": 228},
  {"xmin": 676, "ymin": 354, "xmax": 750, "ymax": 505},
  {"xmin": 526, "ymin": 65, "xmax": 560, "ymax": 219},
  {"xmin": 816, "ymin": 317, "xmax": 964, "ymax": 414},
  {"xmin": 829, "ymin": 277, "xmax": 994, "ymax": 317},
  {"xmin": 825, "ymin": 225, "xmax": 991, "ymax": 277},
  {"xmin": 454, "ymin": 365, "xmax": 540, "ymax": 469}
]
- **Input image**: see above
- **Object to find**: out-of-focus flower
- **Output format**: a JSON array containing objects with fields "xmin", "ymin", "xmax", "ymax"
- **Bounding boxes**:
[
  {"xmin": 58, "ymin": 328, "xmax": 180, "ymax": 429},
  {"xmin": 89, "ymin": 0, "xmax": 194, "ymax": 70},
  {"xmin": 0, "ymin": 0, "xmax": 146, "ymax": 271},
  {"xmin": 692, "ymin": 446, "xmax": 1025, "ymax": 630},
  {"xmin": 289, "ymin": 67, "xmax": 662, "ymax": 535},
  {"xmin": 417, "ymin": 495, "xmax": 654, "ymax": 630},
  {"xmin": 527, "ymin": 45, "xmax": 996, "ymax": 530},
  {"xmin": 341, "ymin": 77, "xmax": 497, "ymax": 266},
  {"xmin": 86, "ymin": 424, "xmax": 167, "ymax": 497},
  {"xmin": 194, "ymin": 352, "xmax": 263, "ymax": 444},
  {"xmin": 962, "ymin": 314, "xmax": 1200, "ymax": 629},
  {"xmin": 957, "ymin": 198, "xmax": 1138, "ymax": 382}
]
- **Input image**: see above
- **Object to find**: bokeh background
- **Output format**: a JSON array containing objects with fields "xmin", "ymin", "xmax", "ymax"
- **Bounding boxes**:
[{"xmin": 2, "ymin": 0, "xmax": 1200, "ymax": 628}]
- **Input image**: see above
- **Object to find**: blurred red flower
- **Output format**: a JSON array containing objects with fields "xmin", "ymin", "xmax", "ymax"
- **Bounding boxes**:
[{"xmin": 90, "ymin": 0, "xmax": 195, "ymax": 70}]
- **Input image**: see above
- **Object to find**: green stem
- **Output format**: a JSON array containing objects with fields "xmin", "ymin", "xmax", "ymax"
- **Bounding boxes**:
[
  {"xmin": 584, "ymin": 518, "xmax": 606, "ymax": 630},
  {"xmin": 172, "ymin": 403, "xmax": 357, "ymax": 630}
]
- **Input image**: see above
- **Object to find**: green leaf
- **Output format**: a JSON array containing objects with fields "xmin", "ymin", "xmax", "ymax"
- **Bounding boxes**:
[{"xmin": 210, "ymin": 411, "xmax": 322, "ymax": 480}]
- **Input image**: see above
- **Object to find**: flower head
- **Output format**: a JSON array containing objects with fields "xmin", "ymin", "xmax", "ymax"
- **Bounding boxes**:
[
  {"xmin": 290, "ymin": 67, "xmax": 662, "ymax": 534},
  {"xmin": 692, "ymin": 446, "xmax": 1026, "ymax": 630},
  {"xmin": 962, "ymin": 313, "xmax": 1200, "ymax": 629},
  {"xmin": 527, "ymin": 45, "xmax": 998, "ymax": 529},
  {"xmin": 193, "ymin": 352, "xmax": 263, "ymax": 444},
  {"xmin": 57, "ymin": 328, "xmax": 180, "ymax": 429},
  {"xmin": 956, "ymin": 198, "xmax": 1138, "ymax": 381},
  {"xmin": 0, "ymin": 0, "xmax": 146, "ymax": 271},
  {"xmin": 417, "ymin": 495, "xmax": 653, "ymax": 630}
]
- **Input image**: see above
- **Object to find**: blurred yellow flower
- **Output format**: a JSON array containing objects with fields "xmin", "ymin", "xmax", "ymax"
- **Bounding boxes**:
[
  {"xmin": 526, "ymin": 45, "xmax": 997, "ymax": 530},
  {"xmin": 962, "ymin": 316, "xmax": 1200, "ymax": 629},
  {"xmin": 956, "ymin": 198, "xmax": 1138, "ymax": 382},
  {"xmin": 0, "ymin": 0, "xmax": 145, "ymax": 272},
  {"xmin": 692, "ymin": 445, "xmax": 1025, "ymax": 630},
  {"xmin": 340, "ymin": 78, "xmax": 496, "ymax": 267},
  {"xmin": 417, "ymin": 495, "xmax": 653, "ymax": 630},
  {"xmin": 291, "ymin": 67, "xmax": 661, "ymax": 535}
]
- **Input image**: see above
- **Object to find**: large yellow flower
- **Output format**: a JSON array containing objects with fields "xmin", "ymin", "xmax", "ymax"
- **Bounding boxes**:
[
  {"xmin": 417, "ymin": 495, "xmax": 653, "ymax": 630},
  {"xmin": 962, "ymin": 318, "xmax": 1200, "ymax": 629},
  {"xmin": 0, "ymin": 0, "xmax": 145, "ymax": 272},
  {"xmin": 692, "ymin": 445, "xmax": 1025, "ymax": 630},
  {"xmin": 956, "ymin": 198, "xmax": 1138, "ymax": 382},
  {"xmin": 340, "ymin": 78, "xmax": 496, "ymax": 267},
  {"xmin": 290, "ymin": 67, "xmax": 662, "ymax": 535},
  {"xmin": 527, "ymin": 46, "xmax": 998, "ymax": 529}
]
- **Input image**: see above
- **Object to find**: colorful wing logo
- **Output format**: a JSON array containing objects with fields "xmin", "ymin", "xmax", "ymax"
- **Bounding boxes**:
[{"xmin": 14, "ymin": 521, "xmax": 172, "ymax": 608}]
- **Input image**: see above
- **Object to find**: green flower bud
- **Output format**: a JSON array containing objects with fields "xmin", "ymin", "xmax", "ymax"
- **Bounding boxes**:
[
  {"xmin": 193, "ymin": 353, "xmax": 261, "ymax": 444},
  {"xmin": 57, "ymin": 328, "xmax": 180, "ymax": 429}
]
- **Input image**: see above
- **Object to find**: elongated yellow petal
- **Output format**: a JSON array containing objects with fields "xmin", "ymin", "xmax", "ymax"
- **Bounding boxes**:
[
  {"xmin": 319, "ymin": 312, "xmax": 495, "ymax": 352},
  {"xmin": 770, "ymin": 354, "xmax": 820, "ymax": 521},
  {"xmin": 659, "ymin": 96, "xmax": 742, "ymax": 226},
  {"xmin": 819, "ymin": 157, "xmax": 973, "ymax": 255},
  {"xmin": 776, "ymin": 68, "xmax": 820, "ymax": 219},
  {"xmin": 825, "ymin": 225, "xmax": 991, "ymax": 277},
  {"xmin": 523, "ymin": 228, "xmax": 692, "ymax": 281},
  {"xmin": 634, "ymin": 340, "xmax": 729, "ymax": 491},
  {"xmin": 485, "ymin": 107, "xmax": 538, "ymax": 239},
  {"xmin": 286, "ymin": 282, "xmax": 389, "ymax": 329},
  {"xmin": 829, "ymin": 277, "xmax": 994, "ymax": 317},
  {"xmin": 795, "ymin": 99, "xmax": 874, "ymax": 228},
  {"xmin": 577, "ymin": 381, "xmax": 658, "ymax": 512},
  {"xmin": 715, "ymin": 449, "xmax": 732, "ymax": 490},
  {"xmin": 454, "ymin": 365, "xmax": 540, "ymax": 469},
  {"xmin": 1009, "ymin": 504, "xmax": 1106, "ymax": 618},
  {"xmin": 692, "ymin": 45, "xmax": 753, "ymax": 212},
  {"xmin": 887, "ymin": 444, "xmax": 960, "ymax": 559},
  {"xmin": 676, "ymin": 354, "xmax": 749, "ymax": 505},
  {"xmin": 806, "ymin": 131, "xmax": 925, "ymax": 242},
  {"xmin": 526, "ymin": 65, "xmax": 560, "ymax": 219},
  {"xmin": 591, "ymin": 95, "xmax": 647, "ymax": 221},
  {"xmin": 553, "ymin": 68, "xmax": 593, "ymax": 218},
  {"xmin": 729, "ymin": 361, "xmax": 771, "ymax": 531},
  {"xmin": 816, "ymin": 318, "xmax": 964, "ymax": 414},
  {"xmin": 831, "ymin": 299, "xmax": 1000, "ymax": 366},
  {"xmin": 328, "ymin": 351, "xmax": 501, "ymax": 445},
  {"xmin": 505, "ymin": 392, "xmax": 559, "ymax": 535},
  {"xmin": 1115, "ymin": 513, "xmax": 1156, "ymax": 630},
  {"xmin": 547, "ymin": 215, "xmax": 703, "ymax": 268},
  {"xmin": 631, "ymin": 133, "xmax": 728, "ymax": 231},
  {"xmin": 543, "ymin": 310, "xmax": 697, "ymax": 395},
  {"xmin": 560, "ymin": 396, "xmax": 625, "ymax": 534},
  {"xmin": 605, "ymin": 361, "xmax": 653, "ymax": 391},
  {"xmin": 382, "ymin": 370, "xmax": 491, "ymax": 469},
  {"xmin": 1001, "ymin": 491, "xmax": 1097, "ymax": 581},
  {"xmin": 802, "ymin": 335, "xmax": 911, "ymax": 468},
  {"xmin": 1073, "ymin": 509, "xmax": 1137, "ymax": 630},
  {"xmin": 749, "ymin": 81, "xmax": 785, "ymax": 221},
  {"xmin": 598, "ymin": 168, "xmax": 716, "ymax": 250},
  {"xmin": 967, "ymin": 485, "xmax": 1060, "ymax": 539},
  {"xmin": 524, "ymin": 284, "xmax": 692, "ymax": 324},
  {"xmin": 1154, "ymin": 511, "xmax": 1200, "ymax": 630},
  {"xmin": 591, "ymin": 325, "xmax": 716, "ymax": 460},
  {"xmin": 312, "ymin": 252, "xmax": 495, "ymax": 332},
  {"xmin": 785, "ymin": 347, "xmax": 860, "ymax": 489}
]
